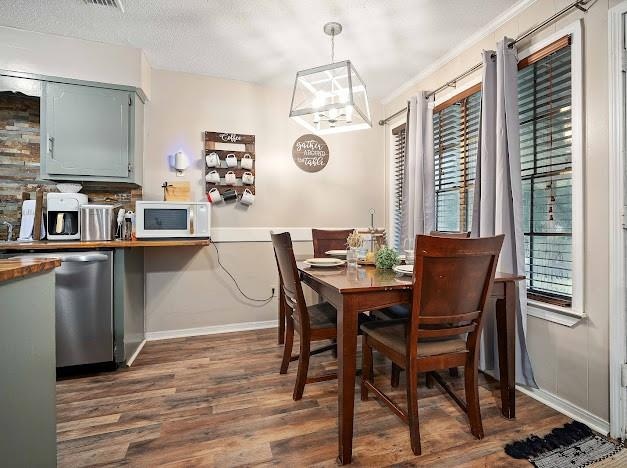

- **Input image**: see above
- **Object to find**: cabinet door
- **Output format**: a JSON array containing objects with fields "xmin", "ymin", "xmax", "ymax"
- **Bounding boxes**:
[{"xmin": 44, "ymin": 83, "xmax": 130, "ymax": 178}]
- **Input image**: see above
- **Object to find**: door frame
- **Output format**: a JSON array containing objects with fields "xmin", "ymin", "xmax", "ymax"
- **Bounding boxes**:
[{"xmin": 609, "ymin": 0, "xmax": 627, "ymax": 440}]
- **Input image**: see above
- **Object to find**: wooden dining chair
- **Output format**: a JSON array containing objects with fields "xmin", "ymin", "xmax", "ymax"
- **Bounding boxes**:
[
  {"xmin": 311, "ymin": 228, "xmax": 354, "ymax": 257},
  {"xmin": 272, "ymin": 231, "xmax": 368, "ymax": 400},
  {"xmin": 276, "ymin": 228, "xmax": 353, "ymax": 345},
  {"xmin": 360, "ymin": 234, "xmax": 504, "ymax": 456},
  {"xmin": 380, "ymin": 231, "xmax": 472, "ymax": 382}
]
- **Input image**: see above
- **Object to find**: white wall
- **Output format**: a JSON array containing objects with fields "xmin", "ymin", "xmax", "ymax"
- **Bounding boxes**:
[
  {"xmin": 383, "ymin": 0, "xmax": 616, "ymax": 426},
  {"xmin": 143, "ymin": 69, "xmax": 385, "ymax": 334},
  {"xmin": 0, "ymin": 26, "xmax": 150, "ymax": 98}
]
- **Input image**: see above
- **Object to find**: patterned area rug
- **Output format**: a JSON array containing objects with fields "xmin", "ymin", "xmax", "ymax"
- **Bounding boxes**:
[{"xmin": 504, "ymin": 421, "xmax": 625, "ymax": 467}]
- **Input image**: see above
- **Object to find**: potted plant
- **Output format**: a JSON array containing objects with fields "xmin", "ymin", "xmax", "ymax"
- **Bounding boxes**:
[{"xmin": 375, "ymin": 246, "xmax": 400, "ymax": 270}]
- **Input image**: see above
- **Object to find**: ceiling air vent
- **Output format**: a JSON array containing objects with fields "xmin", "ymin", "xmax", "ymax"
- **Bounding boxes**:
[{"xmin": 82, "ymin": 0, "xmax": 125, "ymax": 13}]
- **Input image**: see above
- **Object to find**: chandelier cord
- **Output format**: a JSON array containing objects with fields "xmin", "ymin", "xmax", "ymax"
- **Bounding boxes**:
[{"xmin": 331, "ymin": 32, "xmax": 335, "ymax": 63}]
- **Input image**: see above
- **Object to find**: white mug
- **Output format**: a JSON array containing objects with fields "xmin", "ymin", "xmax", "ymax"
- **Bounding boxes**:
[
  {"xmin": 225, "ymin": 171, "xmax": 236, "ymax": 184},
  {"xmin": 241, "ymin": 154, "xmax": 254, "ymax": 170},
  {"xmin": 240, "ymin": 188, "xmax": 255, "ymax": 206},
  {"xmin": 207, "ymin": 187, "xmax": 222, "ymax": 203},
  {"xmin": 225, "ymin": 153, "xmax": 238, "ymax": 168},
  {"xmin": 206, "ymin": 170, "xmax": 220, "ymax": 183},
  {"xmin": 242, "ymin": 171, "xmax": 254, "ymax": 185},
  {"xmin": 205, "ymin": 152, "xmax": 219, "ymax": 168}
]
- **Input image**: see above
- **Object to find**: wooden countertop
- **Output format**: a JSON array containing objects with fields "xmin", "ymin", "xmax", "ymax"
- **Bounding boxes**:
[
  {"xmin": 0, "ymin": 258, "xmax": 61, "ymax": 283},
  {"xmin": 0, "ymin": 239, "xmax": 210, "ymax": 251}
]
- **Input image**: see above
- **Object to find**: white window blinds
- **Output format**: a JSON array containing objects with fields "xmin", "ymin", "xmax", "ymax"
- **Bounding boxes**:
[
  {"xmin": 391, "ymin": 124, "xmax": 406, "ymax": 250},
  {"xmin": 518, "ymin": 36, "xmax": 573, "ymax": 306},
  {"xmin": 433, "ymin": 87, "xmax": 481, "ymax": 232}
]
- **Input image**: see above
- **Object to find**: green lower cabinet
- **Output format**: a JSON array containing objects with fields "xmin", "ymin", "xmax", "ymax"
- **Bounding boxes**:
[{"xmin": 0, "ymin": 271, "xmax": 57, "ymax": 467}]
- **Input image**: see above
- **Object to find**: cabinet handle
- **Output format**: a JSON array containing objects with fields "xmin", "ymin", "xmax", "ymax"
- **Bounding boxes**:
[
  {"xmin": 48, "ymin": 136, "xmax": 55, "ymax": 158},
  {"xmin": 189, "ymin": 208, "xmax": 195, "ymax": 235}
]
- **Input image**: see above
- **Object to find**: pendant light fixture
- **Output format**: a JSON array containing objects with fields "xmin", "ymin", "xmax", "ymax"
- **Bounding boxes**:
[{"xmin": 289, "ymin": 22, "xmax": 371, "ymax": 135}]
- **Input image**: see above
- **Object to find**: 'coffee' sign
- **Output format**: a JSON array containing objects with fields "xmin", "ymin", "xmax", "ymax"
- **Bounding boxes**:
[{"xmin": 292, "ymin": 134, "xmax": 329, "ymax": 173}]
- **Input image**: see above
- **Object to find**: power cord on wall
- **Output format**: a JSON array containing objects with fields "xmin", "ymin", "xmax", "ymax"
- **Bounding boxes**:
[{"xmin": 210, "ymin": 241, "xmax": 275, "ymax": 304}]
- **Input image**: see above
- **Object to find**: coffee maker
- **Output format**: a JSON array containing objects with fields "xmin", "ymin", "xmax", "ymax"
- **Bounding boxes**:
[{"xmin": 46, "ymin": 192, "xmax": 88, "ymax": 240}]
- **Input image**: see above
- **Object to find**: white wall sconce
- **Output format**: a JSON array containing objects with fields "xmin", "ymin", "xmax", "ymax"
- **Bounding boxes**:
[{"xmin": 169, "ymin": 150, "xmax": 189, "ymax": 177}]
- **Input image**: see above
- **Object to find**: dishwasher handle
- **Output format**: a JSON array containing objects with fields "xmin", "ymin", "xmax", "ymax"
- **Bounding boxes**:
[{"xmin": 61, "ymin": 254, "xmax": 109, "ymax": 263}]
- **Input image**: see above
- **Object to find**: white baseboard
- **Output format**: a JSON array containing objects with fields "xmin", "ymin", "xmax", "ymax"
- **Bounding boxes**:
[
  {"xmin": 125, "ymin": 339, "xmax": 146, "ymax": 367},
  {"xmin": 517, "ymin": 385, "xmax": 610, "ymax": 435},
  {"xmin": 145, "ymin": 319, "xmax": 278, "ymax": 341}
]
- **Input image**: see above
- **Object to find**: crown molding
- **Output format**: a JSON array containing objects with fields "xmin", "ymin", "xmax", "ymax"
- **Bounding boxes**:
[{"xmin": 382, "ymin": 0, "xmax": 538, "ymax": 105}]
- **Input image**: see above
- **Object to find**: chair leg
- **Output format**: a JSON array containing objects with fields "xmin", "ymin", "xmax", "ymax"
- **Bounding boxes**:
[
  {"xmin": 293, "ymin": 332, "xmax": 311, "ymax": 401},
  {"xmin": 280, "ymin": 317, "xmax": 294, "ymax": 374},
  {"xmin": 361, "ymin": 336, "xmax": 373, "ymax": 401},
  {"xmin": 278, "ymin": 296, "xmax": 286, "ymax": 345},
  {"xmin": 391, "ymin": 363, "xmax": 401, "ymax": 388},
  {"xmin": 406, "ymin": 363, "xmax": 422, "ymax": 456},
  {"xmin": 464, "ymin": 360, "xmax": 484, "ymax": 439},
  {"xmin": 426, "ymin": 372, "xmax": 435, "ymax": 389},
  {"xmin": 449, "ymin": 367, "xmax": 460, "ymax": 377}
]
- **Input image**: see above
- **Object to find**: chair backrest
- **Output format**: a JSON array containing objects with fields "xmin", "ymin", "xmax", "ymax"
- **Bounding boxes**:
[
  {"xmin": 311, "ymin": 229, "xmax": 354, "ymax": 257},
  {"xmin": 408, "ymin": 234, "xmax": 504, "ymax": 357},
  {"xmin": 430, "ymin": 230, "xmax": 471, "ymax": 239},
  {"xmin": 271, "ymin": 232, "xmax": 309, "ymax": 328}
]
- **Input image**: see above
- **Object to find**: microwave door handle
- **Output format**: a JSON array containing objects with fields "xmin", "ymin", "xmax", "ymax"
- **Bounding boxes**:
[{"xmin": 189, "ymin": 207, "xmax": 194, "ymax": 235}]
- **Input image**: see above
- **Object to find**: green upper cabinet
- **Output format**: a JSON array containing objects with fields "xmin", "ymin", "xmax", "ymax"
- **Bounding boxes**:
[{"xmin": 41, "ymin": 81, "xmax": 143, "ymax": 184}]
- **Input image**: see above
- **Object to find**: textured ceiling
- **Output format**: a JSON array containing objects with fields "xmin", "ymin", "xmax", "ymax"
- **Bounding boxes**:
[{"xmin": 0, "ymin": 0, "xmax": 519, "ymax": 98}]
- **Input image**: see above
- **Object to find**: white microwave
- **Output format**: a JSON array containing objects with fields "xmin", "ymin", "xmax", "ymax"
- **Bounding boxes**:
[{"xmin": 135, "ymin": 201, "xmax": 211, "ymax": 238}]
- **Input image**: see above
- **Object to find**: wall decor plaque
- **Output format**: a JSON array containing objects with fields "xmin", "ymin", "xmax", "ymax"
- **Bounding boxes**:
[{"xmin": 292, "ymin": 134, "xmax": 329, "ymax": 173}]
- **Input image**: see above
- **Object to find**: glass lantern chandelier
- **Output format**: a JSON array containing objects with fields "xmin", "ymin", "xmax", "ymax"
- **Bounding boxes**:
[{"xmin": 289, "ymin": 22, "xmax": 371, "ymax": 135}]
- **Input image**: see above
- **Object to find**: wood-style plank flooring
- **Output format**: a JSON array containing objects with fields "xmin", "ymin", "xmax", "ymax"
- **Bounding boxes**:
[{"xmin": 56, "ymin": 328, "xmax": 570, "ymax": 467}]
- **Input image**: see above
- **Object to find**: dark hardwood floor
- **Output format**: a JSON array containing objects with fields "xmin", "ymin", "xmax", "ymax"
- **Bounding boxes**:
[{"xmin": 56, "ymin": 328, "xmax": 570, "ymax": 467}]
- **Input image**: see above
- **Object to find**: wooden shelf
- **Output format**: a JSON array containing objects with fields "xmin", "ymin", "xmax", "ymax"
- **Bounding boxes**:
[{"xmin": 204, "ymin": 131, "xmax": 256, "ymax": 203}]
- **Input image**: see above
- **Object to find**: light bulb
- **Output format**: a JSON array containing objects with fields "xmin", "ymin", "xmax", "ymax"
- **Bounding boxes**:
[
  {"xmin": 345, "ymin": 105, "xmax": 353, "ymax": 123},
  {"xmin": 313, "ymin": 112, "xmax": 320, "ymax": 124},
  {"xmin": 312, "ymin": 92, "xmax": 326, "ymax": 109}
]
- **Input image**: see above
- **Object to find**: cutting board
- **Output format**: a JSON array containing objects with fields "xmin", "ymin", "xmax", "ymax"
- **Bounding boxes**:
[{"xmin": 163, "ymin": 181, "xmax": 191, "ymax": 201}]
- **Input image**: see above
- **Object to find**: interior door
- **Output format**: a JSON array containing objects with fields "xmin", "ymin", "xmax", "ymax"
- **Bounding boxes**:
[{"xmin": 44, "ymin": 82, "xmax": 130, "ymax": 178}]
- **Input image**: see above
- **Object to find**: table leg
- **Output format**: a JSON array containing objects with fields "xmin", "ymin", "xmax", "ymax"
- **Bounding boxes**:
[
  {"xmin": 336, "ymin": 296, "xmax": 358, "ymax": 465},
  {"xmin": 495, "ymin": 280, "xmax": 516, "ymax": 419},
  {"xmin": 278, "ymin": 288, "xmax": 285, "ymax": 345}
]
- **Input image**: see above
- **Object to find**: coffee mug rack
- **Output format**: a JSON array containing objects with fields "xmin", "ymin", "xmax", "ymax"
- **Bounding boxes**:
[{"xmin": 204, "ymin": 131, "xmax": 256, "ymax": 201}]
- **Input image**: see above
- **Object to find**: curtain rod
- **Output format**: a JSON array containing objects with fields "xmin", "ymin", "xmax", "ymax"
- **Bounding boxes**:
[{"xmin": 378, "ymin": 0, "xmax": 590, "ymax": 126}]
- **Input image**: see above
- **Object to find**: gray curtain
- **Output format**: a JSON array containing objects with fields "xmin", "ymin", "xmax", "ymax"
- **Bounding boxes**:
[
  {"xmin": 401, "ymin": 92, "xmax": 435, "ymax": 248},
  {"xmin": 472, "ymin": 38, "xmax": 537, "ymax": 387}
]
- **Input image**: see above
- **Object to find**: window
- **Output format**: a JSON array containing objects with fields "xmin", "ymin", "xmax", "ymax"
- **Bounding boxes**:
[
  {"xmin": 391, "ymin": 123, "xmax": 406, "ymax": 250},
  {"xmin": 387, "ymin": 26, "xmax": 581, "ymax": 315},
  {"xmin": 432, "ymin": 86, "xmax": 481, "ymax": 232},
  {"xmin": 518, "ymin": 36, "xmax": 574, "ymax": 307},
  {"xmin": 425, "ymin": 27, "xmax": 582, "ymax": 314}
]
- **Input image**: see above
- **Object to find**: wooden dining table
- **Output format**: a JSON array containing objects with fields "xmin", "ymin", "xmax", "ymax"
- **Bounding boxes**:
[{"xmin": 294, "ymin": 262, "xmax": 524, "ymax": 465}]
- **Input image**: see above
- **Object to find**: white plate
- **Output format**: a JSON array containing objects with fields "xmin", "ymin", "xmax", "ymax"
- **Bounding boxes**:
[
  {"xmin": 304, "ymin": 258, "xmax": 346, "ymax": 268},
  {"xmin": 325, "ymin": 249, "xmax": 347, "ymax": 257},
  {"xmin": 393, "ymin": 264, "xmax": 414, "ymax": 276}
]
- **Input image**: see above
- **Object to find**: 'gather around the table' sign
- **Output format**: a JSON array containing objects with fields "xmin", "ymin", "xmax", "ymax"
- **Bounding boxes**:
[{"xmin": 292, "ymin": 134, "xmax": 329, "ymax": 173}]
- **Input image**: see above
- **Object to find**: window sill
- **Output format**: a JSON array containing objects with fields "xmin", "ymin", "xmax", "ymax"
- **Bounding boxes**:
[{"xmin": 527, "ymin": 299, "xmax": 586, "ymax": 327}]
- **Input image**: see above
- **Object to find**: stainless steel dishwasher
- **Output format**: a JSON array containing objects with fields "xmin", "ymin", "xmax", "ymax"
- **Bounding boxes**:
[{"xmin": 10, "ymin": 251, "xmax": 113, "ymax": 367}]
